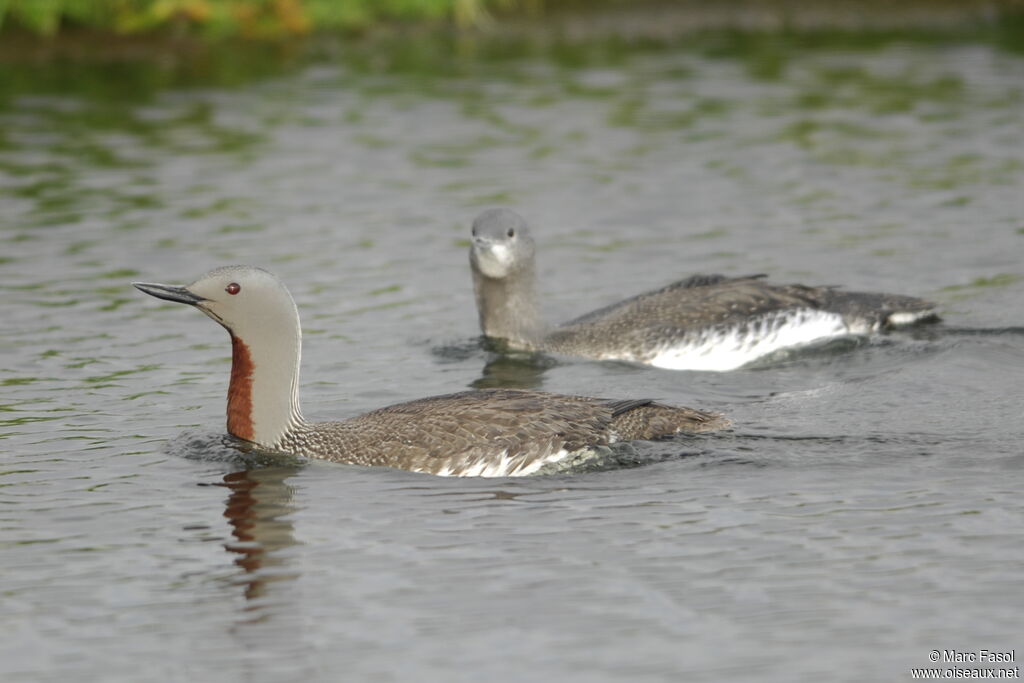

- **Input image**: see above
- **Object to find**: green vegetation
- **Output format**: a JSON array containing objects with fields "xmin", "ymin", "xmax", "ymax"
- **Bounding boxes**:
[
  {"xmin": 0, "ymin": 2, "xmax": 1020, "ymax": 102},
  {"xmin": 0, "ymin": 0, "xmax": 529, "ymax": 37},
  {"xmin": 1, "ymin": 0, "xmax": 1022, "ymax": 42}
]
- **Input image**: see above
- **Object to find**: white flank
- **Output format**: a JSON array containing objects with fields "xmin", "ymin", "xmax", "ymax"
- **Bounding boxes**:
[
  {"xmin": 645, "ymin": 309, "xmax": 851, "ymax": 372},
  {"xmin": 887, "ymin": 310, "xmax": 932, "ymax": 326},
  {"xmin": 436, "ymin": 448, "xmax": 572, "ymax": 478}
]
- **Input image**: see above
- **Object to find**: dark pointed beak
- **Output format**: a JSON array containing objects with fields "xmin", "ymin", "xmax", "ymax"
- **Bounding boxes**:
[
  {"xmin": 472, "ymin": 236, "xmax": 494, "ymax": 251},
  {"xmin": 133, "ymin": 282, "xmax": 206, "ymax": 306}
]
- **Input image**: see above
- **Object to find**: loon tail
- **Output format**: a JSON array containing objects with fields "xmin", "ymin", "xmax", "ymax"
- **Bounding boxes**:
[
  {"xmin": 606, "ymin": 399, "xmax": 730, "ymax": 439},
  {"xmin": 820, "ymin": 289, "xmax": 940, "ymax": 331}
]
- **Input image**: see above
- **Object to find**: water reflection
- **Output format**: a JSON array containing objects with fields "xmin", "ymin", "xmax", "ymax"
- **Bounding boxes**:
[
  {"xmin": 216, "ymin": 466, "xmax": 302, "ymax": 614},
  {"xmin": 430, "ymin": 336, "xmax": 558, "ymax": 389},
  {"xmin": 471, "ymin": 351, "xmax": 558, "ymax": 390}
]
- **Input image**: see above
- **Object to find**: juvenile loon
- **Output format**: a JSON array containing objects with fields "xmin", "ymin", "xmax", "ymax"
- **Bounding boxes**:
[
  {"xmin": 134, "ymin": 266, "xmax": 728, "ymax": 477},
  {"xmin": 469, "ymin": 208, "xmax": 939, "ymax": 371}
]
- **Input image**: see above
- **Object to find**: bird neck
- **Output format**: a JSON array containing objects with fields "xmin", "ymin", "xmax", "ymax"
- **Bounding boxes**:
[
  {"xmin": 227, "ymin": 324, "xmax": 304, "ymax": 448},
  {"xmin": 471, "ymin": 264, "xmax": 545, "ymax": 347}
]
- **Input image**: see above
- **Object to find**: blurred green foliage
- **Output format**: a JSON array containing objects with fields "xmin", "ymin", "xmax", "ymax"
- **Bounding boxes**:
[
  {"xmin": 0, "ymin": 0, "xmax": 532, "ymax": 38},
  {"xmin": 0, "ymin": 0, "xmax": 1019, "ymax": 42},
  {"xmin": 0, "ymin": 0, "xmax": 1020, "ymax": 47}
]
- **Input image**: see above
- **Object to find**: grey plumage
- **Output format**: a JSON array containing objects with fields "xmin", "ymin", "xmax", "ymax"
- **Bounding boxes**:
[
  {"xmin": 469, "ymin": 210, "xmax": 939, "ymax": 369},
  {"xmin": 546, "ymin": 274, "xmax": 937, "ymax": 363},
  {"xmin": 134, "ymin": 266, "xmax": 728, "ymax": 477},
  {"xmin": 278, "ymin": 389, "xmax": 727, "ymax": 476}
]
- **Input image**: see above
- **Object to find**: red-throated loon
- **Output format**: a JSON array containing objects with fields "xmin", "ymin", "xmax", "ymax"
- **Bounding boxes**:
[
  {"xmin": 469, "ymin": 208, "xmax": 939, "ymax": 371},
  {"xmin": 134, "ymin": 265, "xmax": 728, "ymax": 477}
]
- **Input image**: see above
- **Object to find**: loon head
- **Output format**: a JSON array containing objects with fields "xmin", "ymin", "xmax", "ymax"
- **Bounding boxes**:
[
  {"xmin": 134, "ymin": 265, "xmax": 299, "ymax": 339},
  {"xmin": 469, "ymin": 208, "xmax": 536, "ymax": 280},
  {"xmin": 134, "ymin": 265, "xmax": 304, "ymax": 447}
]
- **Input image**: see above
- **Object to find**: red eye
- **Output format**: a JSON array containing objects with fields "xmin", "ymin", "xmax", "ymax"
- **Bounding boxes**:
[{"xmin": 226, "ymin": 282, "xmax": 241, "ymax": 295}]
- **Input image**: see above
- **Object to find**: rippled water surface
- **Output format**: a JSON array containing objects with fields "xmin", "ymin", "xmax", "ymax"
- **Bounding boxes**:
[{"xmin": 2, "ymin": 23, "xmax": 1023, "ymax": 682}]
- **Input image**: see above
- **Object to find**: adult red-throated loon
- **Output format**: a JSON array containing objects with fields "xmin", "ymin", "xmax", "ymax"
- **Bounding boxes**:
[{"xmin": 135, "ymin": 265, "xmax": 728, "ymax": 477}]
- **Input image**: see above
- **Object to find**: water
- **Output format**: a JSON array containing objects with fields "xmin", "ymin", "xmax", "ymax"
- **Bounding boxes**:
[{"xmin": 2, "ymin": 21, "xmax": 1023, "ymax": 683}]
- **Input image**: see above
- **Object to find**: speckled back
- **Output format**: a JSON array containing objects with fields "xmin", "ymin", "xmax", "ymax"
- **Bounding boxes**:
[{"xmin": 277, "ymin": 389, "xmax": 726, "ymax": 476}]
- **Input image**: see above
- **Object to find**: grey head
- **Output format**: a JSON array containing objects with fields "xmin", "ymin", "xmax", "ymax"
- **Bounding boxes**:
[
  {"xmin": 468, "ymin": 209, "xmax": 544, "ymax": 345},
  {"xmin": 133, "ymin": 265, "xmax": 305, "ymax": 448},
  {"xmin": 133, "ymin": 265, "xmax": 300, "ymax": 338},
  {"xmin": 470, "ymin": 208, "xmax": 536, "ymax": 280}
]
